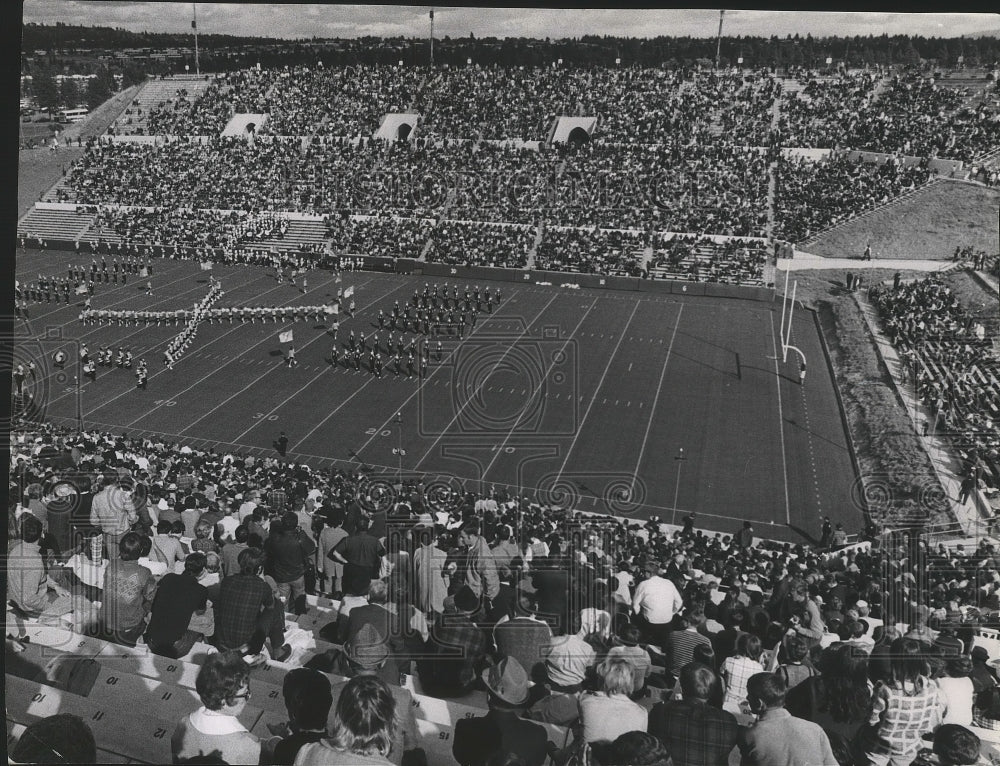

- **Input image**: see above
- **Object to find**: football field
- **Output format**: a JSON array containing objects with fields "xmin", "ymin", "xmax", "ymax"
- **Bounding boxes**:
[{"xmin": 14, "ymin": 250, "xmax": 860, "ymax": 543}]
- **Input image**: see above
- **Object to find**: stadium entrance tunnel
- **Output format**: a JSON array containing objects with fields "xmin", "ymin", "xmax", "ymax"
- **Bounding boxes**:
[{"xmin": 567, "ymin": 126, "xmax": 591, "ymax": 144}]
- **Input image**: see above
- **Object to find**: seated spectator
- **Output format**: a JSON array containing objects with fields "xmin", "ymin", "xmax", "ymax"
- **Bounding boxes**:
[
  {"xmin": 912, "ymin": 724, "xmax": 982, "ymax": 766},
  {"xmin": 578, "ymin": 656, "xmax": 649, "ymax": 743},
  {"xmin": 214, "ymin": 547, "xmax": 291, "ymax": 664},
  {"xmin": 648, "ymin": 661, "xmax": 738, "ymax": 766},
  {"xmin": 937, "ymin": 655, "xmax": 975, "ymax": 727},
  {"xmin": 589, "ymin": 731, "xmax": 671, "ymax": 766},
  {"xmin": 343, "ymin": 577, "xmax": 392, "ymax": 648},
  {"xmin": 785, "ymin": 642, "xmax": 872, "ymax": 746},
  {"xmin": 453, "ymin": 657, "xmax": 550, "ymax": 766},
  {"xmin": 99, "ymin": 531, "xmax": 157, "ymax": 646},
  {"xmin": 417, "ymin": 585, "xmax": 489, "ymax": 699},
  {"xmin": 294, "ymin": 676, "xmax": 399, "ymax": 766},
  {"xmin": 137, "ymin": 534, "xmax": 169, "ymax": 578},
  {"xmin": 493, "ymin": 580, "xmax": 553, "ymax": 681},
  {"xmin": 171, "ymin": 651, "xmax": 260, "ymax": 765},
  {"xmin": 144, "ymin": 552, "xmax": 210, "ymax": 659},
  {"xmin": 9, "ymin": 713, "xmax": 97, "ymax": 765},
  {"xmin": 776, "ymin": 635, "xmax": 817, "ymax": 692},
  {"xmin": 191, "ymin": 518, "xmax": 219, "ymax": 554},
  {"xmin": 721, "ymin": 631, "xmax": 764, "ymax": 714},
  {"xmin": 605, "ymin": 623, "xmax": 653, "ymax": 696},
  {"xmin": 221, "ymin": 525, "xmax": 250, "ymax": 579},
  {"xmin": 856, "ymin": 638, "xmax": 943, "ymax": 766},
  {"xmin": 8, "ymin": 514, "xmax": 73, "ymax": 620},
  {"xmin": 264, "ymin": 668, "xmax": 333, "ymax": 766},
  {"xmin": 666, "ymin": 605, "xmax": 713, "ymax": 678},
  {"xmin": 324, "ymin": 568, "xmax": 371, "ymax": 644},
  {"xmin": 738, "ymin": 672, "xmax": 838, "ymax": 766},
  {"xmin": 63, "ymin": 529, "xmax": 108, "ymax": 603}
]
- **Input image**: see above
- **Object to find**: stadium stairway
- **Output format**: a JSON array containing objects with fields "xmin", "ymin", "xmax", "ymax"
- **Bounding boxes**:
[
  {"xmin": 110, "ymin": 76, "xmax": 214, "ymax": 136},
  {"xmin": 17, "ymin": 206, "xmax": 95, "ymax": 242},
  {"xmin": 254, "ymin": 218, "xmax": 329, "ymax": 251},
  {"xmin": 6, "ymin": 616, "xmax": 569, "ymax": 765}
]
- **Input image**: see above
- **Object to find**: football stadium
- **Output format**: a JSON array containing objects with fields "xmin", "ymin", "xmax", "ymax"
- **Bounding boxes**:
[{"xmin": 8, "ymin": 6, "xmax": 1000, "ymax": 765}]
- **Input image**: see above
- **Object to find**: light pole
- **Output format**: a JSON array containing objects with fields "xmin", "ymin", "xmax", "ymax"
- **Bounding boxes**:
[
  {"xmin": 391, "ymin": 412, "xmax": 405, "ymax": 489},
  {"xmin": 671, "ymin": 448, "xmax": 687, "ymax": 527}
]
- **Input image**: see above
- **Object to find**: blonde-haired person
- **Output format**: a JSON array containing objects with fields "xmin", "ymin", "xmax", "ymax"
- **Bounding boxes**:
[
  {"xmin": 294, "ymin": 675, "xmax": 398, "ymax": 766},
  {"xmin": 579, "ymin": 656, "xmax": 649, "ymax": 743}
]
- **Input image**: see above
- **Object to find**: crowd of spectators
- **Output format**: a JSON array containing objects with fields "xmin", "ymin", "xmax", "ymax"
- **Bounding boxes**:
[
  {"xmin": 327, "ymin": 215, "xmax": 436, "ymax": 261},
  {"xmin": 86, "ymin": 206, "xmax": 288, "ymax": 249},
  {"xmin": 426, "ymin": 220, "xmax": 536, "ymax": 269},
  {"xmin": 10, "ymin": 419, "xmax": 1000, "ymax": 765},
  {"xmin": 870, "ymin": 276, "xmax": 1000, "ymax": 495},
  {"xmin": 775, "ymin": 72, "xmax": 882, "ymax": 149},
  {"xmin": 774, "ymin": 154, "xmax": 933, "ymax": 242},
  {"xmin": 536, "ymin": 226, "xmax": 646, "ymax": 275},
  {"xmin": 649, "ymin": 234, "xmax": 769, "ymax": 285}
]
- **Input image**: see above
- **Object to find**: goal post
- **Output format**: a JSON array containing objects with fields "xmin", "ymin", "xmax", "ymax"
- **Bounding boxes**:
[{"xmin": 779, "ymin": 266, "xmax": 807, "ymax": 369}]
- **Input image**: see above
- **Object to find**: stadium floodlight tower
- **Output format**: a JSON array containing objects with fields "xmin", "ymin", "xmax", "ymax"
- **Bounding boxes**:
[{"xmin": 778, "ymin": 266, "xmax": 807, "ymax": 370}]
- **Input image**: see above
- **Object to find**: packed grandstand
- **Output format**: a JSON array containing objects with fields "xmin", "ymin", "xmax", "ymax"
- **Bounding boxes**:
[{"xmin": 9, "ymin": 21, "xmax": 1000, "ymax": 766}]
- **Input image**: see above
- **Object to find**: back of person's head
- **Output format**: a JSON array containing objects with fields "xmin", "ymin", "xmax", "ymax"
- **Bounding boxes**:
[
  {"xmin": 785, "ymin": 636, "xmax": 809, "ymax": 663},
  {"xmin": 234, "ymin": 525, "xmax": 249, "ymax": 544},
  {"xmin": 184, "ymin": 551, "xmax": 208, "ymax": 578},
  {"xmin": 367, "ymin": 578, "xmax": 388, "ymax": 605},
  {"xmin": 461, "ymin": 518, "xmax": 481, "ymax": 537},
  {"xmin": 618, "ymin": 624, "xmax": 643, "ymax": 647},
  {"xmin": 281, "ymin": 510, "xmax": 299, "ymax": 531},
  {"xmin": 343, "ymin": 567, "xmax": 372, "ymax": 597},
  {"xmin": 888, "ymin": 637, "xmax": 929, "ymax": 686},
  {"xmin": 19, "ymin": 514, "xmax": 43, "ymax": 543},
  {"xmin": 237, "ymin": 546, "xmax": 265, "ymax": 575},
  {"xmin": 946, "ymin": 656, "xmax": 974, "ymax": 679},
  {"xmin": 9, "ymin": 713, "xmax": 97, "ymax": 764},
  {"xmin": 736, "ymin": 631, "xmax": 762, "ymax": 661},
  {"xmin": 119, "ymin": 531, "xmax": 144, "ymax": 561},
  {"xmin": 195, "ymin": 651, "xmax": 250, "ymax": 711},
  {"xmin": 156, "ymin": 519, "xmax": 172, "ymax": 534},
  {"xmin": 747, "ymin": 672, "xmax": 787, "ymax": 711},
  {"xmin": 679, "ymin": 662, "xmax": 718, "ymax": 701},
  {"xmin": 692, "ymin": 642, "xmax": 716, "ymax": 667},
  {"xmin": 205, "ymin": 551, "xmax": 221, "ymax": 574},
  {"xmin": 592, "ymin": 731, "xmax": 670, "ymax": 766},
  {"xmin": 283, "ymin": 668, "xmax": 333, "ymax": 731},
  {"xmin": 170, "ymin": 520, "xmax": 186, "ymax": 535},
  {"xmin": 598, "ymin": 657, "xmax": 635, "ymax": 696},
  {"xmin": 932, "ymin": 724, "xmax": 981, "ymax": 765},
  {"xmin": 328, "ymin": 675, "xmax": 396, "ymax": 757}
]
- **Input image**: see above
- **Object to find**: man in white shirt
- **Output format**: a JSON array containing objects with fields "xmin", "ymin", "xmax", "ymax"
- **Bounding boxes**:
[
  {"xmin": 632, "ymin": 560, "xmax": 684, "ymax": 645},
  {"xmin": 237, "ymin": 491, "xmax": 259, "ymax": 523}
]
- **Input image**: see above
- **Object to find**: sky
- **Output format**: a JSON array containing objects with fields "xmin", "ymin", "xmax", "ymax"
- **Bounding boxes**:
[{"xmin": 19, "ymin": 3, "xmax": 1000, "ymax": 41}]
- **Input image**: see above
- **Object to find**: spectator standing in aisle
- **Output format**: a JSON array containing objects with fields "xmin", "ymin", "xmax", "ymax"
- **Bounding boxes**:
[{"xmin": 632, "ymin": 559, "xmax": 684, "ymax": 646}]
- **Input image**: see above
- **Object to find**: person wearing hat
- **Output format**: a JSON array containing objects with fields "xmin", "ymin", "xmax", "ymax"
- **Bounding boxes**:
[
  {"xmin": 453, "ymin": 657, "xmax": 551, "ymax": 766},
  {"xmin": 417, "ymin": 585, "xmax": 490, "ymax": 699}
]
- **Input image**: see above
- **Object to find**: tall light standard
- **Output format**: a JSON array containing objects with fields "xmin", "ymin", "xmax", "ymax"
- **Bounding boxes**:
[
  {"xmin": 671, "ymin": 447, "xmax": 687, "ymax": 527},
  {"xmin": 391, "ymin": 412, "xmax": 405, "ymax": 489}
]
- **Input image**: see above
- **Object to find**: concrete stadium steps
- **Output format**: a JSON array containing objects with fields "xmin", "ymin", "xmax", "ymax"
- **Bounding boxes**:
[
  {"xmin": 41, "ymin": 176, "xmax": 77, "ymax": 204},
  {"xmin": 6, "ymin": 616, "xmax": 569, "ymax": 765},
  {"xmin": 111, "ymin": 77, "xmax": 213, "ymax": 136},
  {"xmin": 17, "ymin": 207, "xmax": 95, "ymax": 242},
  {"xmin": 255, "ymin": 218, "xmax": 329, "ymax": 250}
]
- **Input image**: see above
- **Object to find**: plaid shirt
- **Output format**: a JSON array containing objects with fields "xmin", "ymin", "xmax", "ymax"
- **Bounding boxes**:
[
  {"xmin": 214, "ymin": 574, "xmax": 274, "ymax": 650},
  {"xmin": 864, "ymin": 680, "xmax": 942, "ymax": 757},
  {"xmin": 722, "ymin": 655, "xmax": 764, "ymax": 710},
  {"xmin": 648, "ymin": 699, "xmax": 740, "ymax": 766}
]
